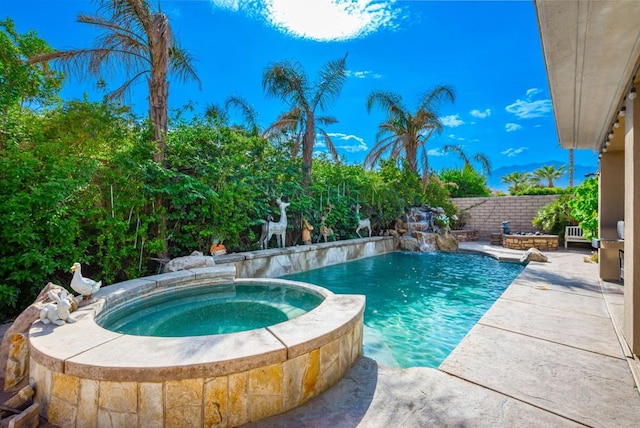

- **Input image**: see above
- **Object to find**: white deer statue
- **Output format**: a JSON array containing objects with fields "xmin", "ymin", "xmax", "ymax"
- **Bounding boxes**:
[
  {"xmin": 355, "ymin": 203, "xmax": 372, "ymax": 238},
  {"xmin": 259, "ymin": 198, "xmax": 290, "ymax": 249}
]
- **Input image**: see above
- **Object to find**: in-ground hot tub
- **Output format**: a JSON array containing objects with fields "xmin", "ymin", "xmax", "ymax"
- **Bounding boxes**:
[
  {"xmin": 97, "ymin": 281, "xmax": 326, "ymax": 337},
  {"xmin": 28, "ymin": 265, "xmax": 365, "ymax": 427}
]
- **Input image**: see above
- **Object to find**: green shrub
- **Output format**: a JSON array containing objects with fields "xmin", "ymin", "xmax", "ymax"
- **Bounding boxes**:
[
  {"xmin": 532, "ymin": 194, "xmax": 576, "ymax": 235},
  {"xmin": 568, "ymin": 176, "xmax": 598, "ymax": 240},
  {"xmin": 514, "ymin": 186, "xmax": 572, "ymax": 196},
  {"xmin": 439, "ymin": 165, "xmax": 491, "ymax": 197}
]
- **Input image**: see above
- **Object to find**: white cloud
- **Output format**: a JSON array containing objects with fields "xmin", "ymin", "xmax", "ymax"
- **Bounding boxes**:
[
  {"xmin": 505, "ymin": 88, "xmax": 552, "ymax": 119},
  {"xmin": 440, "ymin": 114, "xmax": 464, "ymax": 127},
  {"xmin": 505, "ymin": 99, "xmax": 552, "ymax": 119},
  {"xmin": 501, "ymin": 147, "xmax": 529, "ymax": 157},
  {"xmin": 526, "ymin": 88, "xmax": 542, "ymax": 98},
  {"xmin": 470, "ymin": 108, "xmax": 491, "ymax": 119},
  {"xmin": 211, "ymin": 0, "xmax": 403, "ymax": 41},
  {"xmin": 211, "ymin": 0, "xmax": 241, "ymax": 11},
  {"xmin": 346, "ymin": 70, "xmax": 382, "ymax": 79},
  {"xmin": 427, "ymin": 148, "xmax": 445, "ymax": 157},
  {"xmin": 326, "ymin": 132, "xmax": 368, "ymax": 153},
  {"xmin": 446, "ymin": 134, "xmax": 465, "ymax": 141},
  {"xmin": 505, "ymin": 123, "xmax": 522, "ymax": 132}
]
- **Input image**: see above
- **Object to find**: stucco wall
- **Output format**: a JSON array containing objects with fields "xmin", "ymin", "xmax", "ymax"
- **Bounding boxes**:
[{"xmin": 452, "ymin": 195, "xmax": 562, "ymax": 239}]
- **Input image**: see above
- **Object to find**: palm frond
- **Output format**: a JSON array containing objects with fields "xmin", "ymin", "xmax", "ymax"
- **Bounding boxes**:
[
  {"xmin": 418, "ymin": 84, "xmax": 456, "ymax": 111},
  {"xmin": 169, "ymin": 44, "xmax": 200, "ymax": 86},
  {"xmin": 316, "ymin": 115, "xmax": 338, "ymax": 126},
  {"xmin": 366, "ymin": 90, "xmax": 402, "ymax": 114},
  {"xmin": 312, "ymin": 53, "xmax": 347, "ymax": 111},
  {"xmin": 317, "ymin": 128, "xmax": 341, "ymax": 163},
  {"xmin": 471, "ymin": 152, "xmax": 492, "ymax": 175},
  {"xmin": 224, "ymin": 96, "xmax": 258, "ymax": 131},
  {"xmin": 205, "ymin": 103, "xmax": 228, "ymax": 123},
  {"xmin": 77, "ymin": 13, "xmax": 146, "ymax": 46},
  {"xmin": 109, "ymin": 69, "xmax": 147, "ymax": 101},
  {"xmin": 262, "ymin": 61, "xmax": 309, "ymax": 110}
]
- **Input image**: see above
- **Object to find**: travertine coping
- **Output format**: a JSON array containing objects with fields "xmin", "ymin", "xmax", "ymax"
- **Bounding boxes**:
[{"xmin": 29, "ymin": 267, "xmax": 365, "ymax": 383}]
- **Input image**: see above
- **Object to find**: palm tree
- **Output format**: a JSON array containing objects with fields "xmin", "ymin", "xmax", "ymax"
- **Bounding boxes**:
[
  {"xmin": 262, "ymin": 54, "xmax": 347, "ymax": 185},
  {"xmin": 533, "ymin": 164, "xmax": 567, "ymax": 188},
  {"xmin": 29, "ymin": 0, "xmax": 199, "ymax": 163},
  {"xmin": 442, "ymin": 145, "xmax": 492, "ymax": 175},
  {"xmin": 262, "ymin": 107, "xmax": 334, "ymax": 161},
  {"xmin": 364, "ymin": 85, "xmax": 456, "ymax": 180},
  {"xmin": 501, "ymin": 171, "xmax": 531, "ymax": 194}
]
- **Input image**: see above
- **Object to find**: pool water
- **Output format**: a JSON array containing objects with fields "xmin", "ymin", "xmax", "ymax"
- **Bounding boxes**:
[
  {"xmin": 98, "ymin": 283, "xmax": 324, "ymax": 337},
  {"xmin": 282, "ymin": 252, "xmax": 523, "ymax": 368}
]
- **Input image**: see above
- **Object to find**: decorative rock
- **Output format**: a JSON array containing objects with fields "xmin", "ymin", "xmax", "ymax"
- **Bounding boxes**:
[
  {"xmin": 435, "ymin": 230, "xmax": 459, "ymax": 252},
  {"xmin": 414, "ymin": 232, "xmax": 437, "ymax": 252},
  {"xmin": 490, "ymin": 232, "xmax": 503, "ymax": 245},
  {"xmin": 520, "ymin": 247, "xmax": 549, "ymax": 264},
  {"xmin": 3, "ymin": 334, "xmax": 28, "ymax": 393},
  {"xmin": 164, "ymin": 251, "xmax": 215, "ymax": 272},
  {"xmin": 399, "ymin": 236, "xmax": 420, "ymax": 252},
  {"xmin": 0, "ymin": 283, "xmax": 74, "ymax": 389}
]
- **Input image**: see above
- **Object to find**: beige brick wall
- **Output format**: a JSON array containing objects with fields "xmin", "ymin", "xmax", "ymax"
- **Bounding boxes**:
[{"xmin": 452, "ymin": 195, "xmax": 561, "ymax": 239}]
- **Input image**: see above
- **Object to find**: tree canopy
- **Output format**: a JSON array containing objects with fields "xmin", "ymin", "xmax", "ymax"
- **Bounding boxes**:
[
  {"xmin": 364, "ymin": 85, "xmax": 456, "ymax": 182},
  {"xmin": 28, "ymin": 0, "xmax": 199, "ymax": 163},
  {"xmin": 0, "ymin": 18, "xmax": 63, "ymax": 132},
  {"xmin": 262, "ymin": 54, "xmax": 348, "ymax": 186}
]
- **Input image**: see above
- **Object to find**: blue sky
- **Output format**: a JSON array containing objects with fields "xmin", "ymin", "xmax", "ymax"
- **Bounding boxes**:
[{"xmin": 5, "ymin": 0, "xmax": 599, "ymax": 172}]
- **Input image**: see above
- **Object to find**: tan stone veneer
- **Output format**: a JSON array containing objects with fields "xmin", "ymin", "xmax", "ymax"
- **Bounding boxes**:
[
  {"xmin": 28, "ymin": 266, "xmax": 365, "ymax": 427},
  {"xmin": 502, "ymin": 234, "xmax": 559, "ymax": 251}
]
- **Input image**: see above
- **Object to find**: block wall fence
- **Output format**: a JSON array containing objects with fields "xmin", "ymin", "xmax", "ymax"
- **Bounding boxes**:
[{"xmin": 451, "ymin": 195, "xmax": 562, "ymax": 239}]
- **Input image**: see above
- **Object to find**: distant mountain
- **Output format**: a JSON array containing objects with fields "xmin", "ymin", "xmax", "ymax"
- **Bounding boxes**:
[{"xmin": 487, "ymin": 161, "xmax": 598, "ymax": 191}]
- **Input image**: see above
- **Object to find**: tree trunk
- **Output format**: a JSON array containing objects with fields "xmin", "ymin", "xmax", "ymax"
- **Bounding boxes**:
[
  {"xmin": 148, "ymin": 13, "xmax": 170, "ymax": 258},
  {"xmin": 149, "ymin": 13, "xmax": 170, "ymax": 164},
  {"xmin": 406, "ymin": 137, "xmax": 418, "ymax": 173},
  {"xmin": 302, "ymin": 110, "xmax": 315, "ymax": 186}
]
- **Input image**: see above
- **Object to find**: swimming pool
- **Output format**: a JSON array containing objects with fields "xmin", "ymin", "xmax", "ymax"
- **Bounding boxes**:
[{"xmin": 282, "ymin": 251, "xmax": 523, "ymax": 368}]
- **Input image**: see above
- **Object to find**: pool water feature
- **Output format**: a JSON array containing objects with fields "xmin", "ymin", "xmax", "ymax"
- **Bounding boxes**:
[
  {"xmin": 98, "ymin": 283, "xmax": 324, "ymax": 337},
  {"xmin": 282, "ymin": 251, "xmax": 523, "ymax": 368}
]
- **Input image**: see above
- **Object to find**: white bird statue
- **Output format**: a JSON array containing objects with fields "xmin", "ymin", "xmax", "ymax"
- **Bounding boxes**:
[{"xmin": 70, "ymin": 262, "xmax": 102, "ymax": 300}]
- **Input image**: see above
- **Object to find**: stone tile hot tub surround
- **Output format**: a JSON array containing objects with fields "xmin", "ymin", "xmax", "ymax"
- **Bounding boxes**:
[{"xmin": 28, "ymin": 266, "xmax": 365, "ymax": 427}]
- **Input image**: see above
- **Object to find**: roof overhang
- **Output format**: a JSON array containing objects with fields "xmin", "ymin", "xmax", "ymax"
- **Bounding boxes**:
[{"xmin": 535, "ymin": 0, "xmax": 640, "ymax": 150}]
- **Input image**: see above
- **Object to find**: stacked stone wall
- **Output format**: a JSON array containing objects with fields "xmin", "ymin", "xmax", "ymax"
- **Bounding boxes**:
[{"xmin": 451, "ymin": 195, "xmax": 561, "ymax": 240}]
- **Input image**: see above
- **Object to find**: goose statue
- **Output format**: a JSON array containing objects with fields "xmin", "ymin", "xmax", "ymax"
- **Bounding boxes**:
[{"xmin": 70, "ymin": 262, "xmax": 102, "ymax": 300}]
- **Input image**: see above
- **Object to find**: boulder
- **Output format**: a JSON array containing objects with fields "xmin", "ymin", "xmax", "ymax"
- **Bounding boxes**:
[
  {"xmin": 164, "ymin": 251, "xmax": 215, "ymax": 273},
  {"xmin": 399, "ymin": 236, "xmax": 420, "ymax": 252},
  {"xmin": 520, "ymin": 247, "xmax": 549, "ymax": 264},
  {"xmin": 0, "ymin": 283, "xmax": 74, "ymax": 390},
  {"xmin": 435, "ymin": 230, "xmax": 459, "ymax": 252},
  {"xmin": 414, "ymin": 232, "xmax": 438, "ymax": 252},
  {"xmin": 3, "ymin": 335, "xmax": 28, "ymax": 393}
]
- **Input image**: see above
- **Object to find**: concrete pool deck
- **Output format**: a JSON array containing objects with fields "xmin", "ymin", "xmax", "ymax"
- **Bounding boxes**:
[{"xmin": 249, "ymin": 242, "xmax": 640, "ymax": 427}]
